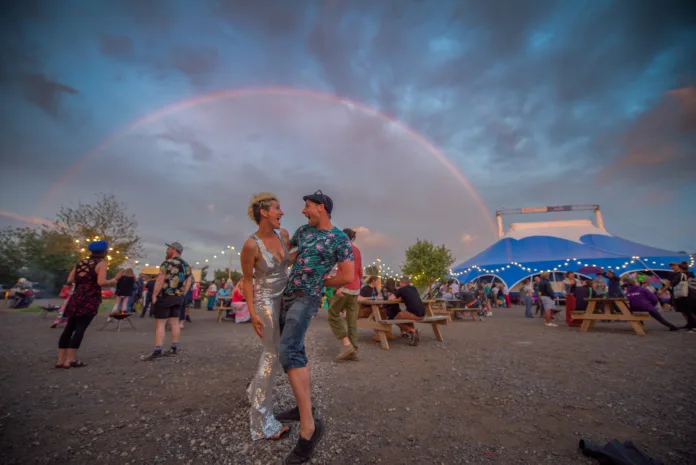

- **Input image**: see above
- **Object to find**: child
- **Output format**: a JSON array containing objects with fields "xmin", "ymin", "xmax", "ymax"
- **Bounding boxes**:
[{"xmin": 112, "ymin": 268, "xmax": 135, "ymax": 315}]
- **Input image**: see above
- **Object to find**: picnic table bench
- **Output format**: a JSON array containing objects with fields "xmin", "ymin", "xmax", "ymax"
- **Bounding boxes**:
[
  {"xmin": 571, "ymin": 297, "xmax": 649, "ymax": 336},
  {"xmin": 216, "ymin": 296, "xmax": 232, "ymax": 323},
  {"xmin": 357, "ymin": 299, "xmax": 448, "ymax": 350},
  {"xmin": 432, "ymin": 299, "xmax": 482, "ymax": 322}
]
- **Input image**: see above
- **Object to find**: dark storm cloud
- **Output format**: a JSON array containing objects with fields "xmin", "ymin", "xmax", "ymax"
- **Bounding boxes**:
[
  {"xmin": 19, "ymin": 73, "xmax": 79, "ymax": 118},
  {"xmin": 601, "ymin": 85, "xmax": 696, "ymax": 184}
]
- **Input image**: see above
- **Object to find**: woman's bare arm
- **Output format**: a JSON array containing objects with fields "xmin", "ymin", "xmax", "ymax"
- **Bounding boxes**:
[
  {"xmin": 67, "ymin": 267, "xmax": 76, "ymax": 284},
  {"xmin": 96, "ymin": 261, "xmax": 120, "ymax": 287},
  {"xmin": 280, "ymin": 228, "xmax": 297, "ymax": 264}
]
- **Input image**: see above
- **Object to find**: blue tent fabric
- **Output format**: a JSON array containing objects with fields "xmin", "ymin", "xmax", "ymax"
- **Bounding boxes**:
[{"xmin": 451, "ymin": 233, "xmax": 691, "ymax": 288}]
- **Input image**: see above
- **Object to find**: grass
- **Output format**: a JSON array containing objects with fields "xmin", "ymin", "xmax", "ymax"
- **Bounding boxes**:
[{"xmin": 16, "ymin": 302, "xmax": 116, "ymax": 314}]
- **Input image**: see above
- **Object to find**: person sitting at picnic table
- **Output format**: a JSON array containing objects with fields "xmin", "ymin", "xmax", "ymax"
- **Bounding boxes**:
[
  {"xmin": 229, "ymin": 279, "xmax": 250, "ymax": 323},
  {"xmin": 216, "ymin": 281, "xmax": 232, "ymax": 307},
  {"xmin": 622, "ymin": 277, "xmax": 678, "ymax": 331},
  {"xmin": 380, "ymin": 278, "xmax": 422, "ymax": 338},
  {"xmin": 566, "ymin": 280, "xmax": 593, "ymax": 327},
  {"xmin": 388, "ymin": 276, "xmax": 425, "ymax": 346},
  {"xmin": 358, "ymin": 276, "xmax": 390, "ymax": 341}
]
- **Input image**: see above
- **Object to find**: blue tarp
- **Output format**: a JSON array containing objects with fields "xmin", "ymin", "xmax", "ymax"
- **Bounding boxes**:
[{"xmin": 451, "ymin": 233, "xmax": 690, "ymax": 288}]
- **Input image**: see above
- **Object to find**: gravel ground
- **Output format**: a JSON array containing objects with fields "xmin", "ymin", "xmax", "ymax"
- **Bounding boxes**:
[{"xmin": 0, "ymin": 306, "xmax": 695, "ymax": 465}]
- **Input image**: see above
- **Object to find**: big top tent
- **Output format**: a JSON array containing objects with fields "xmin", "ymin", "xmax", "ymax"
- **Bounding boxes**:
[{"xmin": 450, "ymin": 216, "xmax": 692, "ymax": 292}]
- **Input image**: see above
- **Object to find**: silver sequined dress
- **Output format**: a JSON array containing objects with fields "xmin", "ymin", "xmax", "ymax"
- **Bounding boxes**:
[{"xmin": 247, "ymin": 230, "xmax": 289, "ymax": 440}]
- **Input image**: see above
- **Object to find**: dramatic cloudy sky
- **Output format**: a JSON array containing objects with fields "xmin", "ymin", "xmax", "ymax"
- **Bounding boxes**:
[{"xmin": 1, "ymin": 0, "xmax": 695, "ymax": 272}]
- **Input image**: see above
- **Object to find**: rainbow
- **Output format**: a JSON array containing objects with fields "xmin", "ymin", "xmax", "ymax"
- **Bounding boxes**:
[{"xmin": 38, "ymin": 87, "xmax": 495, "ymax": 231}]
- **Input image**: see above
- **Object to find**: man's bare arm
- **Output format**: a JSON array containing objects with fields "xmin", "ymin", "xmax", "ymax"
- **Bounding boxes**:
[{"xmin": 324, "ymin": 261, "xmax": 354, "ymax": 289}]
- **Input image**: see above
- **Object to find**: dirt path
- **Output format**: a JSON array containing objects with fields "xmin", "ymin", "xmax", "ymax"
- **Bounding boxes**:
[{"xmin": 0, "ymin": 307, "xmax": 694, "ymax": 464}]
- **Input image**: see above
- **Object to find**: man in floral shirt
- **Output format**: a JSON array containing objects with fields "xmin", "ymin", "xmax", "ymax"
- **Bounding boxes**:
[
  {"xmin": 276, "ymin": 190, "xmax": 354, "ymax": 464},
  {"xmin": 142, "ymin": 242, "xmax": 192, "ymax": 361}
]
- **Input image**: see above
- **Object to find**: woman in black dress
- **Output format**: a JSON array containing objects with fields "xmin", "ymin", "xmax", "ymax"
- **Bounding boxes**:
[{"xmin": 55, "ymin": 241, "xmax": 121, "ymax": 368}]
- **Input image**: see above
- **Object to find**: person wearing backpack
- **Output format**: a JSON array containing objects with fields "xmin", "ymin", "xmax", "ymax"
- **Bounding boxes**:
[{"xmin": 669, "ymin": 262, "xmax": 696, "ymax": 332}]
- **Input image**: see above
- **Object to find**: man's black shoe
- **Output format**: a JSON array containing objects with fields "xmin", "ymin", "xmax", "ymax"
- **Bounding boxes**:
[
  {"xmin": 276, "ymin": 406, "xmax": 316, "ymax": 422},
  {"xmin": 141, "ymin": 351, "xmax": 163, "ymax": 361},
  {"xmin": 284, "ymin": 418, "xmax": 325, "ymax": 464}
]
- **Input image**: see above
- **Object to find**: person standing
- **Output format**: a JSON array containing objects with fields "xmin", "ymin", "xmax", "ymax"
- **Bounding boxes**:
[
  {"xmin": 327, "ymin": 228, "xmax": 363, "ymax": 361},
  {"xmin": 240, "ymin": 192, "xmax": 291, "ymax": 441},
  {"xmin": 140, "ymin": 277, "xmax": 155, "ymax": 318},
  {"xmin": 206, "ymin": 281, "xmax": 218, "ymax": 311},
  {"xmin": 520, "ymin": 278, "xmax": 533, "ymax": 318},
  {"xmin": 501, "ymin": 283, "xmax": 510, "ymax": 308},
  {"xmin": 142, "ymin": 242, "xmax": 192, "ymax": 361},
  {"xmin": 539, "ymin": 272, "xmax": 557, "ymax": 327},
  {"xmin": 275, "ymin": 190, "xmax": 354, "ymax": 464},
  {"xmin": 56, "ymin": 241, "xmax": 121, "ymax": 368}
]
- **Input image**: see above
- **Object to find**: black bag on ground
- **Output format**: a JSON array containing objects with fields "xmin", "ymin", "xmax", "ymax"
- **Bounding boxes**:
[{"xmin": 579, "ymin": 439, "xmax": 664, "ymax": 465}]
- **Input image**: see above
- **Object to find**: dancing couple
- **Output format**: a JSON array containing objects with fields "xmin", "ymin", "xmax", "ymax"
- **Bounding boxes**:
[{"xmin": 240, "ymin": 190, "xmax": 354, "ymax": 464}]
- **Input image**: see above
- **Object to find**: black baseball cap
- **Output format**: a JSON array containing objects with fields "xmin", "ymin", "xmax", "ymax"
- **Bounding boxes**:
[{"xmin": 303, "ymin": 190, "xmax": 333, "ymax": 215}]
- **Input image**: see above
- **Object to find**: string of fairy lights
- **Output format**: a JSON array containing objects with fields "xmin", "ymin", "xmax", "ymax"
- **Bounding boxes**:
[
  {"xmin": 137, "ymin": 245, "xmax": 241, "ymax": 269},
  {"xmin": 449, "ymin": 254, "xmax": 696, "ymax": 278},
  {"xmin": 78, "ymin": 234, "xmax": 695, "ymax": 282}
]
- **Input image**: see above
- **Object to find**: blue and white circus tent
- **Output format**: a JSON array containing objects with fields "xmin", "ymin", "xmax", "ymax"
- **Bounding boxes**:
[{"xmin": 450, "ymin": 219, "xmax": 692, "ymax": 291}]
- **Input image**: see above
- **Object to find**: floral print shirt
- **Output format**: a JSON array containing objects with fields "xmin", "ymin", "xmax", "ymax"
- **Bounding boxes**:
[
  {"xmin": 286, "ymin": 225, "xmax": 354, "ymax": 297},
  {"xmin": 159, "ymin": 256, "xmax": 192, "ymax": 296}
]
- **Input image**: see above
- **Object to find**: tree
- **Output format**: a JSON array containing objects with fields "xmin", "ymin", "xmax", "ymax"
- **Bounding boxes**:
[
  {"xmin": 0, "ymin": 229, "xmax": 28, "ymax": 285},
  {"xmin": 55, "ymin": 193, "xmax": 142, "ymax": 271},
  {"xmin": 214, "ymin": 268, "xmax": 242, "ymax": 283},
  {"xmin": 0, "ymin": 227, "xmax": 78, "ymax": 292},
  {"xmin": 401, "ymin": 239, "xmax": 455, "ymax": 297},
  {"xmin": 200, "ymin": 265, "xmax": 209, "ymax": 283},
  {"xmin": 364, "ymin": 264, "xmax": 379, "ymax": 277}
]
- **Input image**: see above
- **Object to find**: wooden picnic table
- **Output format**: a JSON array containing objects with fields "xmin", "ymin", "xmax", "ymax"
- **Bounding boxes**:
[
  {"xmin": 216, "ymin": 296, "xmax": 232, "ymax": 323},
  {"xmin": 357, "ymin": 299, "xmax": 448, "ymax": 350},
  {"xmin": 432, "ymin": 299, "xmax": 482, "ymax": 322},
  {"xmin": 571, "ymin": 297, "xmax": 649, "ymax": 336}
]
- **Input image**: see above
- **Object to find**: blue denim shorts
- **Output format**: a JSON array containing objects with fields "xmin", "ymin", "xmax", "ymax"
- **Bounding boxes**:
[{"xmin": 278, "ymin": 293, "xmax": 321, "ymax": 372}]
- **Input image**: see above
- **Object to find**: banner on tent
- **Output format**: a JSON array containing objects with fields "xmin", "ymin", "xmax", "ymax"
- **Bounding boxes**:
[{"xmin": 518, "ymin": 205, "xmax": 594, "ymax": 214}]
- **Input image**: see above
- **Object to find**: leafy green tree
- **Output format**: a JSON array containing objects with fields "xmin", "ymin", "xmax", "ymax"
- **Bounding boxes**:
[
  {"xmin": 214, "ymin": 268, "xmax": 242, "ymax": 283},
  {"xmin": 0, "ymin": 227, "xmax": 78, "ymax": 292},
  {"xmin": 55, "ymin": 193, "xmax": 142, "ymax": 270},
  {"xmin": 0, "ymin": 229, "xmax": 28, "ymax": 285},
  {"xmin": 364, "ymin": 264, "xmax": 379, "ymax": 277},
  {"xmin": 401, "ymin": 239, "xmax": 455, "ymax": 297}
]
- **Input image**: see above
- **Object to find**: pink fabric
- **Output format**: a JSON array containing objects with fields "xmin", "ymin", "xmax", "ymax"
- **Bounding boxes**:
[
  {"xmin": 343, "ymin": 245, "xmax": 362, "ymax": 291},
  {"xmin": 232, "ymin": 302, "xmax": 250, "ymax": 323}
]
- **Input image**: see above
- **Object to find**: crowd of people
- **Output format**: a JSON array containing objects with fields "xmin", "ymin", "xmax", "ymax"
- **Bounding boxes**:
[
  {"xmin": 428, "ymin": 265, "xmax": 696, "ymax": 332},
  {"xmin": 46, "ymin": 185, "xmax": 695, "ymax": 464}
]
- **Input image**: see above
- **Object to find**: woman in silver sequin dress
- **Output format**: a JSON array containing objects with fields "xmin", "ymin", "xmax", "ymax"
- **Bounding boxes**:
[{"xmin": 240, "ymin": 192, "xmax": 293, "ymax": 441}]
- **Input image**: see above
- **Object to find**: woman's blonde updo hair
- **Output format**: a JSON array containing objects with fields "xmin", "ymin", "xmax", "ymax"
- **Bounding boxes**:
[{"xmin": 248, "ymin": 192, "xmax": 278, "ymax": 224}]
